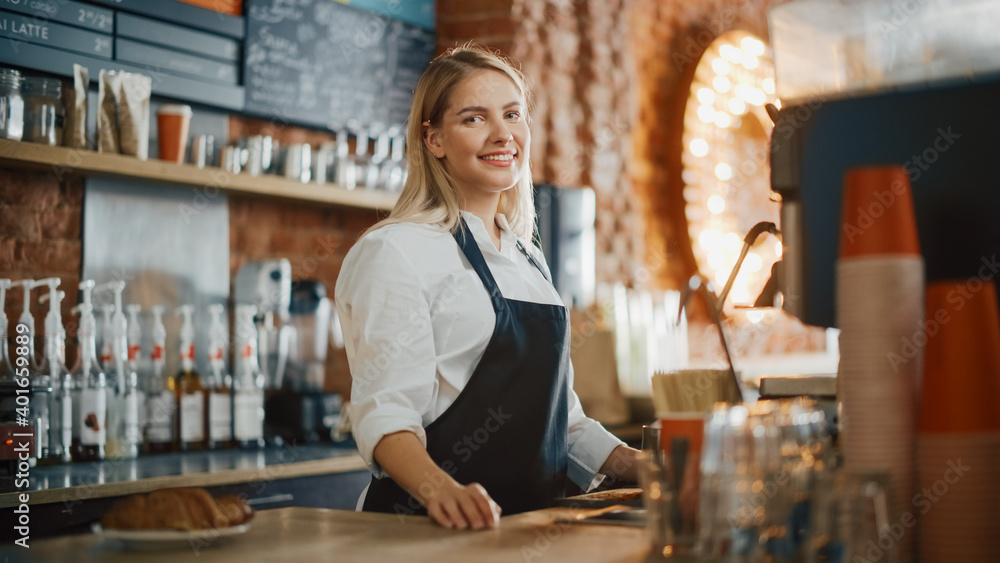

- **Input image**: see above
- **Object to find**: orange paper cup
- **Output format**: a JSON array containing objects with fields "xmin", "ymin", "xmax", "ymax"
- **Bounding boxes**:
[
  {"xmin": 157, "ymin": 104, "xmax": 193, "ymax": 163},
  {"xmin": 659, "ymin": 414, "xmax": 705, "ymax": 456},
  {"xmin": 920, "ymin": 280, "xmax": 1000, "ymax": 433},
  {"xmin": 658, "ymin": 413, "xmax": 705, "ymax": 534},
  {"xmin": 840, "ymin": 165, "xmax": 920, "ymax": 258}
]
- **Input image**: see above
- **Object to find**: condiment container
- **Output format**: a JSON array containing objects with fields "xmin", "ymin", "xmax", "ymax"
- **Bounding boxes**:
[
  {"xmin": 0, "ymin": 67, "xmax": 24, "ymax": 141},
  {"xmin": 22, "ymin": 77, "xmax": 64, "ymax": 146}
]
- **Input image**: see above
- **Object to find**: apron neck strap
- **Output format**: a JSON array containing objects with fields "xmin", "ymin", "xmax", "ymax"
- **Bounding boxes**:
[{"xmin": 454, "ymin": 217, "xmax": 506, "ymax": 312}]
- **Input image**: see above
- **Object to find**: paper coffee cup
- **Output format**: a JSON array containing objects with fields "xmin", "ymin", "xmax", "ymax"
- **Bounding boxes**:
[{"xmin": 157, "ymin": 104, "xmax": 192, "ymax": 163}]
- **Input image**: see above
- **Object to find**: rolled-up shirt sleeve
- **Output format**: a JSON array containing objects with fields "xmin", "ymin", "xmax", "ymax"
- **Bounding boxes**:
[
  {"xmin": 336, "ymin": 233, "xmax": 439, "ymax": 477},
  {"xmin": 566, "ymin": 360, "xmax": 627, "ymax": 491}
]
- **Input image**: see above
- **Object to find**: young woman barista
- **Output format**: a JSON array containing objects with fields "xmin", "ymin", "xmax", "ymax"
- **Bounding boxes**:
[{"xmin": 336, "ymin": 46, "xmax": 641, "ymax": 531}]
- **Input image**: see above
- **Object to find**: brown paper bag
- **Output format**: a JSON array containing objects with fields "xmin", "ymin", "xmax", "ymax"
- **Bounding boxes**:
[
  {"xmin": 570, "ymin": 329, "xmax": 630, "ymax": 425},
  {"xmin": 97, "ymin": 69, "xmax": 121, "ymax": 154},
  {"xmin": 62, "ymin": 64, "xmax": 88, "ymax": 149}
]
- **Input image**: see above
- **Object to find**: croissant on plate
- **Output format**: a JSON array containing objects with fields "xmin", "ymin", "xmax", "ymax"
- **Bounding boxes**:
[{"xmin": 101, "ymin": 488, "xmax": 255, "ymax": 530}]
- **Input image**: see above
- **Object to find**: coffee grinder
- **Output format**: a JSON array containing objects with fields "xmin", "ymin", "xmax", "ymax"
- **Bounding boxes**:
[{"xmin": 266, "ymin": 280, "xmax": 343, "ymax": 444}]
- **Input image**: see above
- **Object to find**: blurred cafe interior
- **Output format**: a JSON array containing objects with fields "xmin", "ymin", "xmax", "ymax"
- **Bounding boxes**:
[{"xmin": 0, "ymin": 0, "xmax": 998, "ymax": 560}]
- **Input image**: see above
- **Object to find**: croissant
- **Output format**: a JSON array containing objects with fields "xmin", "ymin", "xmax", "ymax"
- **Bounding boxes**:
[
  {"xmin": 216, "ymin": 495, "xmax": 254, "ymax": 527},
  {"xmin": 101, "ymin": 488, "xmax": 255, "ymax": 530}
]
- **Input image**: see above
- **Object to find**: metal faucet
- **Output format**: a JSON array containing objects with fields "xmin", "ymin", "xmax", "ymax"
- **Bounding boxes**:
[
  {"xmin": 675, "ymin": 221, "xmax": 782, "ymax": 404},
  {"xmin": 677, "ymin": 275, "xmax": 743, "ymax": 404},
  {"xmin": 717, "ymin": 221, "xmax": 780, "ymax": 315}
]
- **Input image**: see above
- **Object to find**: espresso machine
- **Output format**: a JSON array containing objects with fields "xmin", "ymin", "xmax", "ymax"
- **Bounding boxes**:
[{"xmin": 768, "ymin": 76, "xmax": 1000, "ymax": 328}]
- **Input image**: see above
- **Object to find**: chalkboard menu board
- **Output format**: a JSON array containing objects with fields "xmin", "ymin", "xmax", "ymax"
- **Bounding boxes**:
[
  {"xmin": 244, "ymin": 0, "xmax": 434, "ymax": 131},
  {"xmin": 0, "ymin": 0, "xmax": 245, "ymax": 111}
]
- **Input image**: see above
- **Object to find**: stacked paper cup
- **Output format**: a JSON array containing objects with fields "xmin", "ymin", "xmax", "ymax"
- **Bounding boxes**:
[
  {"xmin": 918, "ymin": 280, "xmax": 1000, "ymax": 561},
  {"xmin": 836, "ymin": 166, "xmax": 922, "ymax": 562}
]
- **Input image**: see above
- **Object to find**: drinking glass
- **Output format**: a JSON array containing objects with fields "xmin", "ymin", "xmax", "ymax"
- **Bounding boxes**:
[
  {"xmin": 698, "ymin": 399, "xmax": 833, "ymax": 562},
  {"xmin": 808, "ymin": 469, "xmax": 898, "ymax": 563},
  {"xmin": 638, "ymin": 448, "xmax": 697, "ymax": 558}
]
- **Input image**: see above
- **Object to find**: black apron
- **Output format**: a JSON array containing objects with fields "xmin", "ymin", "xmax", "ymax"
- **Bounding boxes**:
[{"xmin": 362, "ymin": 218, "xmax": 570, "ymax": 516}]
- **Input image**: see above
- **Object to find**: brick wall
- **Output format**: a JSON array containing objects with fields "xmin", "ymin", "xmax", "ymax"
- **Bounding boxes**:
[
  {"xmin": 436, "ymin": 0, "xmax": 515, "ymax": 53},
  {"xmin": 515, "ymin": 0, "xmax": 641, "ymax": 287}
]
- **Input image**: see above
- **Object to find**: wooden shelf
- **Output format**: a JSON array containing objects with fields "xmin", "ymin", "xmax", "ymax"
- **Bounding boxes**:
[{"xmin": 0, "ymin": 139, "xmax": 398, "ymax": 211}]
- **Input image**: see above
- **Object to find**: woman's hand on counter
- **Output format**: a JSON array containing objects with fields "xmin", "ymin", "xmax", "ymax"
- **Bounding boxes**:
[
  {"xmin": 423, "ymin": 481, "xmax": 501, "ymax": 531},
  {"xmin": 599, "ymin": 445, "xmax": 643, "ymax": 484},
  {"xmin": 373, "ymin": 431, "xmax": 501, "ymax": 530}
]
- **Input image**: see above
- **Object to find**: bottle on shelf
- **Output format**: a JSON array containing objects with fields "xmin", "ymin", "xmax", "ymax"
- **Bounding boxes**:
[
  {"xmin": 125, "ymin": 303, "xmax": 146, "ymax": 452},
  {"xmin": 0, "ymin": 279, "xmax": 12, "ymax": 379},
  {"xmin": 9, "ymin": 281, "xmax": 41, "ymax": 369},
  {"xmin": 335, "ymin": 127, "xmax": 354, "ymax": 189},
  {"xmin": 351, "ymin": 127, "xmax": 371, "ymax": 190},
  {"xmin": 10, "ymin": 279, "xmax": 49, "ymax": 464},
  {"xmin": 97, "ymin": 303, "xmax": 115, "ymax": 373},
  {"xmin": 38, "ymin": 278, "xmax": 71, "ymax": 464},
  {"xmin": 175, "ymin": 305, "xmax": 204, "ymax": 451},
  {"xmin": 205, "ymin": 304, "xmax": 234, "ymax": 450},
  {"xmin": 1, "ymin": 279, "xmax": 42, "ymax": 465},
  {"xmin": 144, "ymin": 305, "xmax": 174, "ymax": 454},
  {"xmin": 100, "ymin": 282, "xmax": 139, "ymax": 460},
  {"xmin": 70, "ymin": 280, "xmax": 106, "ymax": 463},
  {"xmin": 126, "ymin": 305, "xmax": 143, "ymax": 373},
  {"xmin": 233, "ymin": 305, "xmax": 265, "ymax": 449}
]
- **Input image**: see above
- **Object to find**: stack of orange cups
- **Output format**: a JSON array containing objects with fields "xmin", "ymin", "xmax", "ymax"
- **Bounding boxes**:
[
  {"xmin": 918, "ymin": 280, "xmax": 1000, "ymax": 561},
  {"xmin": 836, "ymin": 166, "xmax": 922, "ymax": 562}
]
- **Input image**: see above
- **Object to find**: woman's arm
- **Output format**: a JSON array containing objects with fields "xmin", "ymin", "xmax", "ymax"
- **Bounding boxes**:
[
  {"xmin": 374, "ymin": 431, "xmax": 501, "ymax": 530},
  {"xmin": 599, "ymin": 444, "xmax": 642, "ymax": 483},
  {"xmin": 563, "ymin": 357, "xmax": 639, "ymax": 488}
]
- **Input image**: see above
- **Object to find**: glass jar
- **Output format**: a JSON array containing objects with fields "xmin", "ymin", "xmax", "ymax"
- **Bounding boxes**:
[
  {"xmin": 0, "ymin": 67, "xmax": 24, "ymax": 141},
  {"xmin": 22, "ymin": 77, "xmax": 64, "ymax": 146}
]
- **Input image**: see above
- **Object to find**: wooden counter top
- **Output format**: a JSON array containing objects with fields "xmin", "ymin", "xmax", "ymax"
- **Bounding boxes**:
[{"xmin": 17, "ymin": 506, "xmax": 657, "ymax": 562}]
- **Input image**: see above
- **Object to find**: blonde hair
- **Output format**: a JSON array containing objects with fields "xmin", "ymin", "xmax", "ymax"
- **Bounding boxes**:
[{"xmin": 366, "ymin": 45, "xmax": 535, "ymax": 241}]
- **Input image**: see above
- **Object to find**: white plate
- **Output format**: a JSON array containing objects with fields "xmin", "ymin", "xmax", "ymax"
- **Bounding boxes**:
[{"xmin": 92, "ymin": 523, "xmax": 249, "ymax": 550}]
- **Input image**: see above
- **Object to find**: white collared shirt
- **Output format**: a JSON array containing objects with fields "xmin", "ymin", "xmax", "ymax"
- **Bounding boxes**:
[{"xmin": 336, "ymin": 211, "xmax": 624, "ymax": 495}]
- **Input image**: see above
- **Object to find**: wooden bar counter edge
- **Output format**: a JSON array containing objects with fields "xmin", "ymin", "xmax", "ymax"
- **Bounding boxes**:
[{"xmin": 21, "ymin": 505, "xmax": 658, "ymax": 562}]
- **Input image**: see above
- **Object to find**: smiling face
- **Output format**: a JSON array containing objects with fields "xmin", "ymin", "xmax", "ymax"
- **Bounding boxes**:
[{"xmin": 424, "ymin": 69, "xmax": 530, "ymax": 207}]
